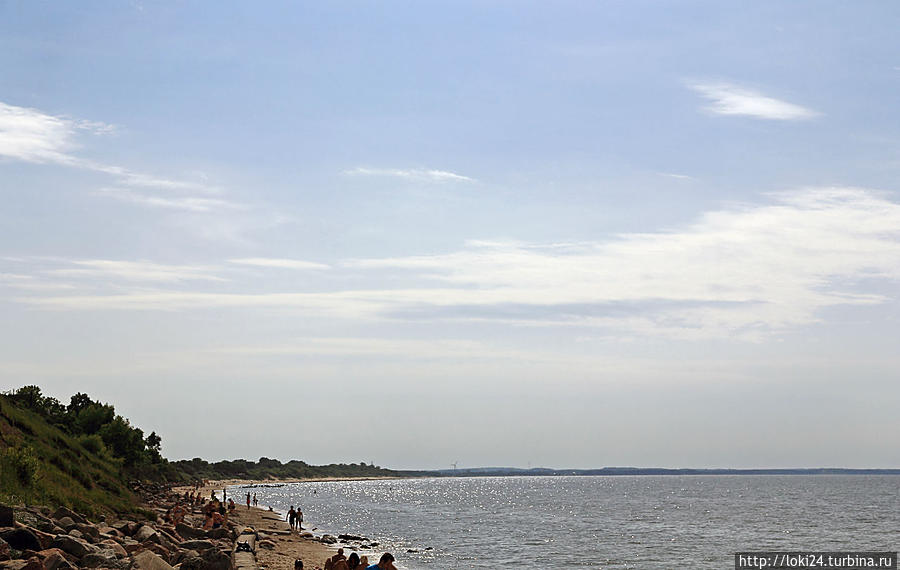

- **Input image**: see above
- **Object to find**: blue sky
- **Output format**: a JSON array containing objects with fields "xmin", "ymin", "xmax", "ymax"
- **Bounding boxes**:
[{"xmin": 2, "ymin": 1, "xmax": 899, "ymax": 469}]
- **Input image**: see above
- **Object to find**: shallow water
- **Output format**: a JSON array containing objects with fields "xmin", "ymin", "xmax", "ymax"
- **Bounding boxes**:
[{"xmin": 241, "ymin": 475, "xmax": 899, "ymax": 569}]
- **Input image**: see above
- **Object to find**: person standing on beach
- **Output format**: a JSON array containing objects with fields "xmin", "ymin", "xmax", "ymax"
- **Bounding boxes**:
[
  {"xmin": 253, "ymin": 493, "xmax": 258, "ymax": 506},
  {"xmin": 287, "ymin": 505, "xmax": 297, "ymax": 530},
  {"xmin": 366, "ymin": 553, "xmax": 396, "ymax": 570},
  {"xmin": 246, "ymin": 492, "xmax": 251, "ymax": 509},
  {"xmin": 296, "ymin": 507, "xmax": 303, "ymax": 530}
]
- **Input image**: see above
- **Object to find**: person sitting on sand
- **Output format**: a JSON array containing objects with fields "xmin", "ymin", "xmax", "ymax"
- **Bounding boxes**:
[
  {"xmin": 293, "ymin": 560, "xmax": 303, "ymax": 570},
  {"xmin": 327, "ymin": 548, "xmax": 347, "ymax": 569},
  {"xmin": 366, "ymin": 553, "xmax": 396, "ymax": 570},
  {"xmin": 346, "ymin": 553, "xmax": 361, "ymax": 569}
]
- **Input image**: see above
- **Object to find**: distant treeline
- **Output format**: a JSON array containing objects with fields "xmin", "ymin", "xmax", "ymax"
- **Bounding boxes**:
[{"xmin": 171, "ymin": 456, "xmax": 400, "ymax": 481}]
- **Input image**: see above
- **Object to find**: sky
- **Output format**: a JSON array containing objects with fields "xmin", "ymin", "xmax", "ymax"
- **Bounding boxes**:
[{"xmin": 1, "ymin": 1, "xmax": 899, "ymax": 470}]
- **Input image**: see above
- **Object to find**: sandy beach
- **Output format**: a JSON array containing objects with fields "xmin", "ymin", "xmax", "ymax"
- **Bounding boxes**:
[{"xmin": 177, "ymin": 479, "xmax": 362, "ymax": 570}]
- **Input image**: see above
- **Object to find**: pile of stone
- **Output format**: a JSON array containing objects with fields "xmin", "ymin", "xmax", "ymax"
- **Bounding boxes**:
[{"xmin": 0, "ymin": 501, "xmax": 249, "ymax": 570}]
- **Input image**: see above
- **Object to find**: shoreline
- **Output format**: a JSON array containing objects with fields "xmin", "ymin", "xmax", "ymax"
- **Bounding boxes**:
[{"xmin": 178, "ymin": 478, "xmax": 381, "ymax": 570}]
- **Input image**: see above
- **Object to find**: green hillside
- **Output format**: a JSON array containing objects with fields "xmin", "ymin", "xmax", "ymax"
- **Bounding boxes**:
[{"xmin": 0, "ymin": 386, "xmax": 173, "ymax": 516}]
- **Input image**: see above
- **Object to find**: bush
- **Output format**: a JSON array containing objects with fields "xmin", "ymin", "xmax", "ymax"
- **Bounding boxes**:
[
  {"xmin": 2, "ymin": 446, "xmax": 40, "ymax": 486},
  {"xmin": 78, "ymin": 433, "xmax": 106, "ymax": 454}
]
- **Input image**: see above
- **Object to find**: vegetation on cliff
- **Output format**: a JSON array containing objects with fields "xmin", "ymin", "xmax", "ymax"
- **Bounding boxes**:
[{"xmin": 1, "ymin": 385, "xmax": 402, "ymax": 515}]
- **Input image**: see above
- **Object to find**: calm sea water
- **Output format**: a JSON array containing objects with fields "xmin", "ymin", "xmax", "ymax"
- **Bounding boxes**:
[{"xmin": 238, "ymin": 475, "xmax": 899, "ymax": 569}]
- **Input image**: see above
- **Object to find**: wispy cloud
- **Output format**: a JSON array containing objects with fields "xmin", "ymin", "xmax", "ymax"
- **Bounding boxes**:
[
  {"xmin": 689, "ymin": 82, "xmax": 818, "ymax": 120},
  {"xmin": 345, "ymin": 167, "xmax": 475, "ymax": 182},
  {"xmin": 0, "ymin": 100, "xmax": 217, "ymax": 193},
  {"xmin": 228, "ymin": 258, "xmax": 330, "ymax": 270},
  {"xmin": 95, "ymin": 188, "xmax": 243, "ymax": 212},
  {"xmin": 16, "ymin": 188, "xmax": 900, "ymax": 341},
  {"xmin": 49, "ymin": 260, "xmax": 225, "ymax": 283},
  {"xmin": 658, "ymin": 172, "xmax": 696, "ymax": 181}
]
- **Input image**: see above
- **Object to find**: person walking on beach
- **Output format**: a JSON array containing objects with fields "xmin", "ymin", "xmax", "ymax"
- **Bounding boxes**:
[
  {"xmin": 366, "ymin": 553, "xmax": 397, "ymax": 570},
  {"xmin": 296, "ymin": 507, "xmax": 303, "ymax": 530},
  {"xmin": 246, "ymin": 492, "xmax": 251, "ymax": 509},
  {"xmin": 252, "ymin": 493, "xmax": 258, "ymax": 506},
  {"xmin": 287, "ymin": 505, "xmax": 297, "ymax": 530}
]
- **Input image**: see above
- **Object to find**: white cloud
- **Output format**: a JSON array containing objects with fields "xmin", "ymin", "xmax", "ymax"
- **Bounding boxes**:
[
  {"xmin": 345, "ymin": 167, "xmax": 474, "ymax": 182},
  {"xmin": 49, "ymin": 260, "xmax": 225, "ymax": 283},
  {"xmin": 95, "ymin": 188, "xmax": 243, "ymax": 212},
  {"xmin": 658, "ymin": 172, "xmax": 696, "ymax": 181},
  {"xmin": 16, "ymin": 188, "xmax": 900, "ymax": 341},
  {"xmin": 689, "ymin": 82, "xmax": 818, "ymax": 120},
  {"xmin": 0, "ymin": 100, "xmax": 217, "ymax": 193},
  {"xmin": 228, "ymin": 258, "xmax": 330, "ymax": 270}
]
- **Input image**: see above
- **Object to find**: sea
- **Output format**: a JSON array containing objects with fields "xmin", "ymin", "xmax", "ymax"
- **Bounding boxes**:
[{"xmin": 235, "ymin": 475, "xmax": 899, "ymax": 569}]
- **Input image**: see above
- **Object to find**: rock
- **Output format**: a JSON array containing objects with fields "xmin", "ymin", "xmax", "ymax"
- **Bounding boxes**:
[
  {"xmin": 320, "ymin": 534, "xmax": 337, "ymax": 544},
  {"xmin": 49, "ymin": 534, "xmax": 93, "ymax": 558},
  {"xmin": 81, "ymin": 548, "xmax": 127, "ymax": 569},
  {"xmin": 300, "ymin": 532, "xmax": 313, "ymax": 538},
  {"xmin": 50, "ymin": 509, "xmax": 84, "ymax": 526},
  {"xmin": 338, "ymin": 534, "xmax": 366, "ymax": 542},
  {"xmin": 97, "ymin": 526, "xmax": 119, "ymax": 537},
  {"xmin": 0, "ymin": 557, "xmax": 44, "ymax": 570},
  {"xmin": 130, "ymin": 550, "xmax": 174, "ymax": 570},
  {"xmin": 100, "ymin": 539, "xmax": 127, "ymax": 558},
  {"xmin": 178, "ymin": 540, "xmax": 214, "ymax": 551},
  {"xmin": 75, "ymin": 524, "xmax": 99, "ymax": 542},
  {"xmin": 174, "ymin": 523, "xmax": 205, "ymax": 540},
  {"xmin": 199, "ymin": 547, "xmax": 230, "ymax": 570},
  {"xmin": 141, "ymin": 543, "xmax": 171, "ymax": 563},
  {"xmin": 40, "ymin": 549, "xmax": 75, "ymax": 570},
  {"xmin": 171, "ymin": 549, "xmax": 199, "ymax": 566},
  {"xmin": 0, "ymin": 529, "xmax": 41, "ymax": 552},
  {"xmin": 134, "ymin": 526, "xmax": 160, "ymax": 544},
  {"xmin": 54, "ymin": 518, "xmax": 76, "ymax": 533},
  {"xmin": 205, "ymin": 528, "xmax": 228, "ymax": 540},
  {"xmin": 0, "ymin": 538, "xmax": 9, "ymax": 561},
  {"xmin": 0, "ymin": 506, "xmax": 13, "ymax": 528},
  {"xmin": 65, "ymin": 530, "xmax": 82, "ymax": 540},
  {"xmin": 258, "ymin": 539, "xmax": 276, "ymax": 550},
  {"xmin": 176, "ymin": 555, "xmax": 203, "ymax": 570}
]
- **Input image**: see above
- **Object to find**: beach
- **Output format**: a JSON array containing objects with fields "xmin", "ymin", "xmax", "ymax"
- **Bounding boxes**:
[{"xmin": 182, "ymin": 479, "xmax": 349, "ymax": 570}]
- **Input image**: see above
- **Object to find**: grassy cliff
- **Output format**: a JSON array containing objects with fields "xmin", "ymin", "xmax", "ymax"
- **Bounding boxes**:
[{"xmin": 0, "ymin": 393, "xmax": 138, "ymax": 516}]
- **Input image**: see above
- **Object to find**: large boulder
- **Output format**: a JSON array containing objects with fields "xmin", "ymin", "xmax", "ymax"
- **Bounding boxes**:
[
  {"xmin": 134, "ymin": 526, "xmax": 160, "ymax": 545},
  {"xmin": 75, "ymin": 524, "xmax": 99, "ymax": 542},
  {"xmin": 178, "ymin": 540, "xmax": 214, "ymax": 552},
  {"xmin": 199, "ymin": 547, "xmax": 231, "ymax": 570},
  {"xmin": 130, "ymin": 550, "xmax": 174, "ymax": 570},
  {"xmin": 100, "ymin": 539, "xmax": 128, "ymax": 558},
  {"xmin": 55, "ymin": 518, "xmax": 76, "ymax": 532},
  {"xmin": 174, "ymin": 523, "xmax": 206, "ymax": 540},
  {"xmin": 0, "ymin": 557, "xmax": 44, "ymax": 570},
  {"xmin": 49, "ymin": 534, "xmax": 94, "ymax": 559},
  {"xmin": 39, "ymin": 548, "xmax": 76, "ymax": 570},
  {"xmin": 81, "ymin": 548, "xmax": 128, "ymax": 569},
  {"xmin": 0, "ymin": 529, "xmax": 41, "ymax": 552},
  {"xmin": 50, "ymin": 509, "xmax": 85, "ymax": 526}
]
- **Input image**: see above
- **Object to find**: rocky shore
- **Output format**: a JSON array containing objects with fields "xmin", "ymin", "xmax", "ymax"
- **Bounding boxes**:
[{"xmin": 0, "ymin": 480, "xmax": 337, "ymax": 570}]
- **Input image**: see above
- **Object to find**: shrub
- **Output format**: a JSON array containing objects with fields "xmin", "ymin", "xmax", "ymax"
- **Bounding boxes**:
[
  {"xmin": 78, "ymin": 433, "xmax": 106, "ymax": 454},
  {"xmin": 2, "ymin": 446, "xmax": 40, "ymax": 486}
]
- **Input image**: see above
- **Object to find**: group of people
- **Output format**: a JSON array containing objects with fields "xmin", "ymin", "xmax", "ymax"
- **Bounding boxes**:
[
  {"xmin": 295, "ymin": 549, "xmax": 397, "ymax": 570},
  {"xmin": 244, "ymin": 491, "xmax": 259, "ymax": 509}
]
